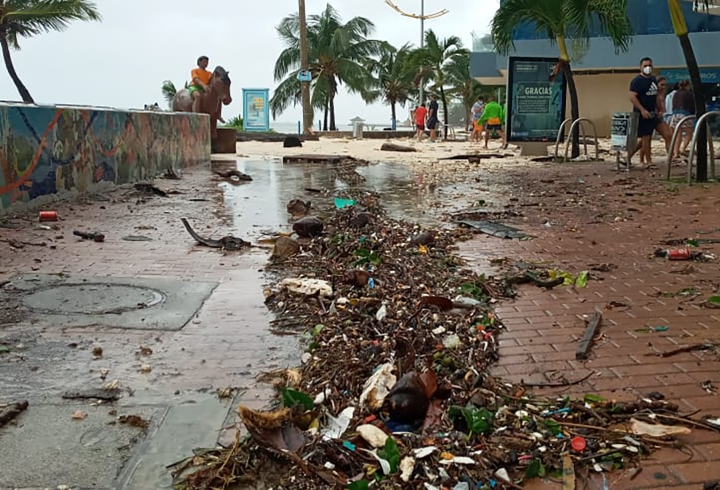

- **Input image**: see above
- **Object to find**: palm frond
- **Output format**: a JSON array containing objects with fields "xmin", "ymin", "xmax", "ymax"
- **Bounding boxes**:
[
  {"xmin": 490, "ymin": 0, "xmax": 564, "ymax": 54},
  {"xmin": 3, "ymin": 0, "xmax": 100, "ymax": 41}
]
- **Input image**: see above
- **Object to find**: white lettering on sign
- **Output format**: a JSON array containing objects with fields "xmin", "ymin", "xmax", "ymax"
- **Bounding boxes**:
[{"xmin": 524, "ymin": 86, "xmax": 552, "ymax": 96}]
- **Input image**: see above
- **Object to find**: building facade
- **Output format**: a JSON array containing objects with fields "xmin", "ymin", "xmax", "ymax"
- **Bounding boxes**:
[{"xmin": 471, "ymin": 0, "xmax": 720, "ymax": 136}]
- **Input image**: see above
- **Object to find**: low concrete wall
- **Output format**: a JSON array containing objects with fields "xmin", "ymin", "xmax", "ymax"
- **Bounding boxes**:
[
  {"xmin": 316, "ymin": 130, "xmax": 416, "ymax": 139},
  {"xmin": 0, "ymin": 103, "xmax": 211, "ymax": 215}
]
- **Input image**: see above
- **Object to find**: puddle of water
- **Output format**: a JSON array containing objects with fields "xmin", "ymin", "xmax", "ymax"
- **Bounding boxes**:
[{"xmin": 218, "ymin": 158, "xmax": 484, "ymax": 233}]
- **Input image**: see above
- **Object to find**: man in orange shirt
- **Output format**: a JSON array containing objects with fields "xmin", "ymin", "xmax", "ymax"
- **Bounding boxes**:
[
  {"xmin": 189, "ymin": 56, "xmax": 223, "ymax": 121},
  {"xmin": 415, "ymin": 103, "xmax": 427, "ymax": 142}
]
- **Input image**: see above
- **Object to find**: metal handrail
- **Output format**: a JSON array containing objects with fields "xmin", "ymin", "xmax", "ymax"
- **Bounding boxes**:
[
  {"xmin": 553, "ymin": 118, "xmax": 573, "ymax": 159},
  {"xmin": 665, "ymin": 115, "xmax": 696, "ymax": 180},
  {"xmin": 687, "ymin": 111, "xmax": 720, "ymax": 183},
  {"xmin": 563, "ymin": 118, "xmax": 599, "ymax": 162}
]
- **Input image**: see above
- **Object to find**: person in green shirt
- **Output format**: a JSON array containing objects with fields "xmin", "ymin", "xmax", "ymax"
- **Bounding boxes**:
[{"xmin": 478, "ymin": 95, "xmax": 507, "ymax": 149}]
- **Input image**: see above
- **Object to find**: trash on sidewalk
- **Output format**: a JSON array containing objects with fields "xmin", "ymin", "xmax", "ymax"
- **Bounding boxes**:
[
  {"xmin": 118, "ymin": 414, "xmax": 149, "ymax": 430},
  {"xmin": 0, "ymin": 400, "xmax": 28, "ymax": 427},
  {"xmin": 458, "ymin": 220, "xmax": 530, "ymax": 239},
  {"xmin": 134, "ymin": 183, "xmax": 168, "ymax": 197},
  {"xmin": 270, "ymin": 236, "xmax": 300, "ymax": 262},
  {"xmin": 73, "ymin": 230, "xmax": 105, "ymax": 242},
  {"xmin": 214, "ymin": 169, "xmax": 252, "ymax": 182},
  {"xmin": 292, "ymin": 216, "xmax": 324, "ymax": 238},
  {"xmin": 280, "ymin": 278, "xmax": 333, "ymax": 298},
  {"xmin": 38, "ymin": 211, "xmax": 58, "ymax": 222},
  {"xmin": 287, "ymin": 199, "xmax": 311, "ymax": 216},
  {"xmin": 180, "ymin": 217, "xmax": 250, "ymax": 251},
  {"xmin": 576, "ymin": 312, "xmax": 602, "ymax": 360}
]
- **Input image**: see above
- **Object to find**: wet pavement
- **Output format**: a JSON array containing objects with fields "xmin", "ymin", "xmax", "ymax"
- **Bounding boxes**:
[{"xmin": 2, "ymin": 144, "xmax": 720, "ymax": 489}]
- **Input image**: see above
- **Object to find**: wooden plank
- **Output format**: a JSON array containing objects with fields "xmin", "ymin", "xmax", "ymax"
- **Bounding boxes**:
[
  {"xmin": 562, "ymin": 453, "xmax": 576, "ymax": 490},
  {"xmin": 576, "ymin": 312, "xmax": 602, "ymax": 360}
]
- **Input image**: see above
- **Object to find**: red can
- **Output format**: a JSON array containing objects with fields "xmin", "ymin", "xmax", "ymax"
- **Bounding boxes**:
[
  {"xmin": 38, "ymin": 211, "xmax": 58, "ymax": 222},
  {"xmin": 667, "ymin": 247, "xmax": 692, "ymax": 260}
]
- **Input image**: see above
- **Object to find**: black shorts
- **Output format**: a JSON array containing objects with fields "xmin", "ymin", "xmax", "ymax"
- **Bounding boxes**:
[
  {"xmin": 486, "ymin": 124, "xmax": 502, "ymax": 131},
  {"xmin": 637, "ymin": 116, "xmax": 659, "ymax": 137},
  {"xmin": 427, "ymin": 117, "xmax": 438, "ymax": 130}
]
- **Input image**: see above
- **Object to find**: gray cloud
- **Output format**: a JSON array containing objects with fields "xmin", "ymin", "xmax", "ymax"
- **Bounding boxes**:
[{"xmin": 0, "ymin": 0, "xmax": 499, "ymax": 128}]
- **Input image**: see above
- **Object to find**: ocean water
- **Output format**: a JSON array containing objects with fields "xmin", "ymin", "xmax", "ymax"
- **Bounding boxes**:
[{"xmin": 270, "ymin": 120, "xmax": 412, "ymax": 133}]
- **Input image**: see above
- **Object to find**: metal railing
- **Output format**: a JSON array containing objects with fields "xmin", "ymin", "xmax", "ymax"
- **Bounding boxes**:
[
  {"xmin": 686, "ymin": 111, "xmax": 719, "ymax": 183},
  {"xmin": 665, "ymin": 115, "xmax": 696, "ymax": 180},
  {"xmin": 553, "ymin": 117, "xmax": 599, "ymax": 162}
]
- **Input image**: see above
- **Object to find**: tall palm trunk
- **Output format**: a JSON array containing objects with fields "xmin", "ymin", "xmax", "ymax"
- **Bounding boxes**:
[
  {"xmin": 390, "ymin": 99, "xmax": 397, "ymax": 127},
  {"xmin": 323, "ymin": 96, "xmax": 329, "ymax": 131},
  {"xmin": 329, "ymin": 78, "xmax": 337, "ymax": 131},
  {"xmin": 669, "ymin": 0, "xmax": 708, "ymax": 181},
  {"xmin": 0, "ymin": 34, "xmax": 34, "ymax": 104},
  {"xmin": 558, "ymin": 37, "xmax": 580, "ymax": 158},
  {"xmin": 439, "ymin": 85, "xmax": 449, "ymax": 139}
]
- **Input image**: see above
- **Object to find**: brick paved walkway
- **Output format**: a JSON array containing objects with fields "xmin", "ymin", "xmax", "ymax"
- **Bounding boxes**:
[{"xmin": 459, "ymin": 161, "xmax": 720, "ymax": 489}]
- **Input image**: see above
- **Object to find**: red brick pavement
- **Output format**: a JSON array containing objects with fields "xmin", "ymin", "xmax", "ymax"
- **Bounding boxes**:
[{"xmin": 459, "ymin": 162, "xmax": 720, "ymax": 489}]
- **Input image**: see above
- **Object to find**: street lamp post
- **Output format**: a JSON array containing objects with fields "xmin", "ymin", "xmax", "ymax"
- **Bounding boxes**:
[
  {"xmin": 385, "ymin": 0, "xmax": 448, "ymax": 105},
  {"xmin": 299, "ymin": 0, "xmax": 312, "ymax": 135}
]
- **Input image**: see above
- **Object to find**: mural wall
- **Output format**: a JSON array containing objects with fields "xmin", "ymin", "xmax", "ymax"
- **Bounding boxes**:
[{"xmin": 0, "ymin": 103, "xmax": 211, "ymax": 214}]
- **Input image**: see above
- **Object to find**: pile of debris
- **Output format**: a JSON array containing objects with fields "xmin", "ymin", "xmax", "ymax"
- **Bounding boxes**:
[{"xmin": 172, "ymin": 192, "xmax": 719, "ymax": 489}]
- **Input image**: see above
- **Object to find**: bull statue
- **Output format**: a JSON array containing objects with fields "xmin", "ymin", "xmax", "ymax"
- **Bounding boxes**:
[{"xmin": 172, "ymin": 66, "xmax": 232, "ymax": 140}]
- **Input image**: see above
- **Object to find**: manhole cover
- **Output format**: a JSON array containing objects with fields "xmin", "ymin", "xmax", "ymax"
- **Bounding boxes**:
[{"xmin": 22, "ymin": 283, "xmax": 165, "ymax": 315}]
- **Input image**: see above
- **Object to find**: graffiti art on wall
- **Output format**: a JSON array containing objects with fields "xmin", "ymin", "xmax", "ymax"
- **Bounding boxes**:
[{"xmin": 0, "ymin": 104, "xmax": 211, "ymax": 213}]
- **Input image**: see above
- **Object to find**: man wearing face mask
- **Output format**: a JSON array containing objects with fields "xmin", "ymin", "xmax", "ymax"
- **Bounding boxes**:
[{"xmin": 629, "ymin": 57, "xmax": 664, "ymax": 166}]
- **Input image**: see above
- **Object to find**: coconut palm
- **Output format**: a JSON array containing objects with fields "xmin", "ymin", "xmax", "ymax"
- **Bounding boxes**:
[
  {"xmin": 362, "ymin": 43, "xmax": 416, "ymax": 126},
  {"xmin": 445, "ymin": 50, "xmax": 499, "ymax": 130},
  {"xmin": 272, "ymin": 3, "xmax": 386, "ymax": 130},
  {"xmin": 668, "ymin": 0, "xmax": 715, "ymax": 181},
  {"xmin": 0, "ymin": 0, "xmax": 101, "ymax": 103},
  {"xmin": 406, "ymin": 30, "xmax": 469, "ymax": 139},
  {"xmin": 491, "ymin": 0, "xmax": 632, "ymax": 157}
]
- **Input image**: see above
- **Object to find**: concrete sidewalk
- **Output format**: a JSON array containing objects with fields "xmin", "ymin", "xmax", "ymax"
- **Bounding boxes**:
[{"xmin": 0, "ymin": 161, "xmax": 298, "ymax": 489}]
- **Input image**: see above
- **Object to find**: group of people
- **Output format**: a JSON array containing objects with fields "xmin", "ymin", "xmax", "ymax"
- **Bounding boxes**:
[
  {"xmin": 630, "ymin": 56, "xmax": 695, "ymax": 166},
  {"xmin": 470, "ymin": 95, "xmax": 507, "ymax": 149},
  {"xmin": 411, "ymin": 93, "xmax": 508, "ymax": 149},
  {"xmin": 413, "ymin": 94, "xmax": 440, "ymax": 142}
]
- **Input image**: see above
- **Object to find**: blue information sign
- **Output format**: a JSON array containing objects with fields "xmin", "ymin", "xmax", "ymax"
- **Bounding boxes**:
[
  {"xmin": 660, "ymin": 68, "xmax": 720, "ymax": 85},
  {"xmin": 242, "ymin": 88, "xmax": 270, "ymax": 132}
]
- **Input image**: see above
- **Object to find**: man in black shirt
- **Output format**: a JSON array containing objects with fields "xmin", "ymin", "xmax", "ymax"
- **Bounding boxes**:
[
  {"xmin": 629, "ymin": 57, "xmax": 670, "ymax": 166},
  {"xmin": 427, "ymin": 94, "xmax": 439, "ymax": 142}
]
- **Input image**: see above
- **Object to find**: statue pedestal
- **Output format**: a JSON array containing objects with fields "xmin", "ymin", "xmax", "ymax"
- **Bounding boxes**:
[{"xmin": 213, "ymin": 128, "xmax": 237, "ymax": 154}]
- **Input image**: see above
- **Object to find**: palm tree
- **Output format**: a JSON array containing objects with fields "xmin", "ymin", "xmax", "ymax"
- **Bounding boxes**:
[
  {"xmin": 406, "ymin": 30, "xmax": 469, "ymax": 139},
  {"xmin": 445, "ymin": 50, "xmax": 498, "ymax": 130},
  {"xmin": 669, "ymin": 0, "xmax": 714, "ymax": 181},
  {"xmin": 272, "ymin": 3, "xmax": 386, "ymax": 130},
  {"xmin": 0, "ymin": 0, "xmax": 101, "ymax": 103},
  {"xmin": 161, "ymin": 80, "xmax": 189, "ymax": 109},
  {"xmin": 362, "ymin": 43, "xmax": 416, "ymax": 127},
  {"xmin": 491, "ymin": 0, "xmax": 632, "ymax": 157}
]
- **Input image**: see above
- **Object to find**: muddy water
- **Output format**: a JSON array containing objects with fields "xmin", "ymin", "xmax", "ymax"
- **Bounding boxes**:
[{"xmin": 217, "ymin": 158, "xmax": 486, "ymax": 232}]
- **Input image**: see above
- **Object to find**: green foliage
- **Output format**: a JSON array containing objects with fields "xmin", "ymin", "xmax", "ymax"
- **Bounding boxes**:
[
  {"xmin": 280, "ymin": 387, "xmax": 314, "ymax": 410},
  {"xmin": 362, "ymin": 43, "xmax": 416, "ymax": 121},
  {"xmin": 525, "ymin": 459, "xmax": 547, "ymax": 479},
  {"xmin": 354, "ymin": 247, "xmax": 382, "ymax": 266},
  {"xmin": 449, "ymin": 406, "xmax": 495, "ymax": 435},
  {"xmin": 222, "ymin": 115, "xmax": 244, "ymax": 131},
  {"xmin": 348, "ymin": 481, "xmax": 369, "ymax": 490},
  {"xmin": 377, "ymin": 436, "xmax": 400, "ymax": 474},
  {"xmin": 271, "ymin": 4, "xmax": 387, "ymax": 129},
  {"xmin": 490, "ymin": 0, "xmax": 633, "ymax": 58},
  {"xmin": 0, "ymin": 0, "xmax": 101, "ymax": 103}
]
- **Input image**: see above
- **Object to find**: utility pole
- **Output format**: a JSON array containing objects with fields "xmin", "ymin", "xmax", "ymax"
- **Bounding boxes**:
[
  {"xmin": 384, "ymin": 0, "xmax": 448, "ymax": 105},
  {"xmin": 299, "ymin": 0, "xmax": 312, "ymax": 135}
]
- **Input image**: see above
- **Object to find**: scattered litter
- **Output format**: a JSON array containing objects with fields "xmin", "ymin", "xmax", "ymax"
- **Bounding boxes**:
[
  {"xmin": 118, "ymin": 414, "xmax": 149, "ymax": 429},
  {"xmin": 0, "ymin": 400, "xmax": 28, "ymax": 427},
  {"xmin": 631, "ymin": 419, "xmax": 691, "ymax": 437},
  {"xmin": 122, "ymin": 235, "xmax": 152, "ymax": 241},
  {"xmin": 73, "ymin": 230, "xmax": 105, "ymax": 242},
  {"xmin": 38, "ymin": 211, "xmax": 58, "ymax": 222},
  {"xmin": 71, "ymin": 410, "xmax": 87, "ymax": 420},
  {"xmin": 61, "ymin": 389, "xmax": 121, "ymax": 402},
  {"xmin": 181, "ymin": 218, "xmax": 250, "ymax": 251},
  {"xmin": 459, "ymin": 220, "xmax": 530, "ymax": 239},
  {"xmin": 280, "ymin": 278, "xmax": 333, "ymax": 298}
]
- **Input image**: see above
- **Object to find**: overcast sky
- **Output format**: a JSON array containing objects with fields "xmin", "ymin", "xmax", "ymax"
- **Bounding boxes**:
[{"xmin": 0, "ymin": 0, "xmax": 499, "ymax": 128}]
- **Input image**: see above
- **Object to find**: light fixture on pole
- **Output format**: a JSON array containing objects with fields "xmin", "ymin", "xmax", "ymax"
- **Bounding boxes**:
[{"xmin": 384, "ymin": 0, "xmax": 449, "ymax": 104}]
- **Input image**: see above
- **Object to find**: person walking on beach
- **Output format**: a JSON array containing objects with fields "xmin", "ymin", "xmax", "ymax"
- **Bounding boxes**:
[
  {"xmin": 471, "ymin": 95, "xmax": 485, "ymax": 142},
  {"xmin": 415, "ymin": 103, "xmax": 428, "ymax": 141},
  {"xmin": 427, "ymin": 94, "xmax": 439, "ymax": 142},
  {"xmin": 478, "ymin": 95, "xmax": 507, "ymax": 149},
  {"xmin": 629, "ymin": 57, "xmax": 670, "ymax": 166}
]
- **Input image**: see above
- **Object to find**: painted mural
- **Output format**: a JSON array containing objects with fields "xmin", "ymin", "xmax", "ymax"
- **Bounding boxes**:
[{"xmin": 0, "ymin": 103, "xmax": 211, "ymax": 214}]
